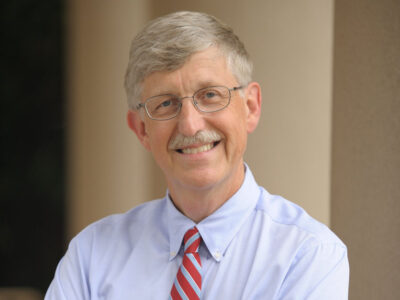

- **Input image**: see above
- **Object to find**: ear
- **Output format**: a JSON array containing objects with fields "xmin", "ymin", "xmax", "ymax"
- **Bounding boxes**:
[
  {"xmin": 127, "ymin": 110, "xmax": 151, "ymax": 151},
  {"xmin": 244, "ymin": 82, "xmax": 262, "ymax": 133}
]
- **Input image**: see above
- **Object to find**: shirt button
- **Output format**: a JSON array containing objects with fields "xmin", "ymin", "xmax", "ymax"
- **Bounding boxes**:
[
  {"xmin": 170, "ymin": 251, "xmax": 176, "ymax": 256},
  {"xmin": 214, "ymin": 251, "xmax": 221, "ymax": 259}
]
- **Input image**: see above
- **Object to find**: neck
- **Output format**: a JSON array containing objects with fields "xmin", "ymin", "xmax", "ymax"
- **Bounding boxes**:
[{"xmin": 167, "ymin": 164, "xmax": 245, "ymax": 223}]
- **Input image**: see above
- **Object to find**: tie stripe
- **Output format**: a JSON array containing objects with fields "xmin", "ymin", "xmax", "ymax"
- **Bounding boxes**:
[
  {"xmin": 170, "ymin": 227, "xmax": 202, "ymax": 300},
  {"xmin": 183, "ymin": 254, "xmax": 201, "ymax": 286},
  {"xmin": 170, "ymin": 282, "xmax": 184, "ymax": 300},
  {"xmin": 181, "ymin": 265, "xmax": 201, "ymax": 295},
  {"xmin": 184, "ymin": 231, "xmax": 200, "ymax": 252},
  {"xmin": 187, "ymin": 253, "xmax": 201, "ymax": 271}
]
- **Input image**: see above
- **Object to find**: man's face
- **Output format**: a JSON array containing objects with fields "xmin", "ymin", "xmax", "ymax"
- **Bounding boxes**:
[{"xmin": 128, "ymin": 47, "xmax": 261, "ymax": 193}]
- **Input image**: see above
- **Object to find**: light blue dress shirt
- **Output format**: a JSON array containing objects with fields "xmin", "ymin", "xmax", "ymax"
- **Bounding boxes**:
[{"xmin": 46, "ymin": 166, "xmax": 349, "ymax": 299}]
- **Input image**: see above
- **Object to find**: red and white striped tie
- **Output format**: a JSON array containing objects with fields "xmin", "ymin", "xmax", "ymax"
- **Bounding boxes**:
[{"xmin": 170, "ymin": 227, "xmax": 202, "ymax": 300}]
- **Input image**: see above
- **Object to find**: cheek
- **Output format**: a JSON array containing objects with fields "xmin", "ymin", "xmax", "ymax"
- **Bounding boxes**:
[
  {"xmin": 147, "ymin": 125, "xmax": 173, "ymax": 154},
  {"xmin": 232, "ymin": 112, "xmax": 249, "ymax": 150},
  {"xmin": 217, "ymin": 107, "xmax": 248, "ymax": 143},
  {"xmin": 223, "ymin": 120, "xmax": 248, "ymax": 153},
  {"xmin": 149, "ymin": 133, "xmax": 166, "ymax": 151}
]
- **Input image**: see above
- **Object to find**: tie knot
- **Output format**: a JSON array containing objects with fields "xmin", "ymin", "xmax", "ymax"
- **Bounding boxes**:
[{"xmin": 183, "ymin": 227, "xmax": 201, "ymax": 254}]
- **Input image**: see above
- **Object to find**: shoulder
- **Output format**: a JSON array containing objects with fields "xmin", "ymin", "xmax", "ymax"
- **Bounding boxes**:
[
  {"xmin": 255, "ymin": 187, "xmax": 346, "ymax": 249},
  {"xmin": 253, "ymin": 188, "xmax": 349, "ymax": 298},
  {"xmin": 88, "ymin": 198, "xmax": 165, "ymax": 231},
  {"xmin": 70, "ymin": 198, "xmax": 166, "ymax": 254},
  {"xmin": 45, "ymin": 198, "xmax": 168, "ymax": 298}
]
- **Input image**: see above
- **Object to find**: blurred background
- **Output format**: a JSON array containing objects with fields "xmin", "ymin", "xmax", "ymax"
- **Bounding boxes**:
[{"xmin": 0, "ymin": 0, "xmax": 399, "ymax": 299}]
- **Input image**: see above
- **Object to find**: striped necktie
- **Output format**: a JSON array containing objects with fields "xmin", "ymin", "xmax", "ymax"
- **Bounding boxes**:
[{"xmin": 170, "ymin": 227, "xmax": 202, "ymax": 300}]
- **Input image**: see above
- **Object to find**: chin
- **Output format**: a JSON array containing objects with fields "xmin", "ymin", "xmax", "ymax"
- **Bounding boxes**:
[{"xmin": 175, "ymin": 168, "xmax": 224, "ymax": 190}]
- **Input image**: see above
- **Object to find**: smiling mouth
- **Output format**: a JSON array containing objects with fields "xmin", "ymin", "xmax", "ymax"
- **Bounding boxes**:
[{"xmin": 177, "ymin": 141, "xmax": 220, "ymax": 154}]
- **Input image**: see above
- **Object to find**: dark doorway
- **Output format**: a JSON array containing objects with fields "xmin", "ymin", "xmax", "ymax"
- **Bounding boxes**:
[{"xmin": 0, "ymin": 1, "xmax": 65, "ymax": 294}]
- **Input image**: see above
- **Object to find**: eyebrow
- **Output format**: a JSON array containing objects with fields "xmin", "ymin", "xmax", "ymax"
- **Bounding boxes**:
[{"xmin": 150, "ymin": 81, "xmax": 224, "ymax": 97}]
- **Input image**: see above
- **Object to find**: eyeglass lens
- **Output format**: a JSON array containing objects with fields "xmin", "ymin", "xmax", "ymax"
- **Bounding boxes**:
[{"xmin": 145, "ymin": 86, "xmax": 231, "ymax": 120}]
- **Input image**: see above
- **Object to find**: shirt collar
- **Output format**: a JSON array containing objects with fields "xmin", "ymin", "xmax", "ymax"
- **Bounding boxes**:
[{"xmin": 165, "ymin": 164, "xmax": 260, "ymax": 262}]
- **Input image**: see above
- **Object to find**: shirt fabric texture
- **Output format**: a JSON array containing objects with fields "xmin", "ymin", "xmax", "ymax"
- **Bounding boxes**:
[{"xmin": 45, "ymin": 166, "xmax": 349, "ymax": 299}]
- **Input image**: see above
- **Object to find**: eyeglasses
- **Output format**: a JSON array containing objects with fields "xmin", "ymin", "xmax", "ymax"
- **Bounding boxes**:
[{"xmin": 136, "ymin": 85, "xmax": 243, "ymax": 121}]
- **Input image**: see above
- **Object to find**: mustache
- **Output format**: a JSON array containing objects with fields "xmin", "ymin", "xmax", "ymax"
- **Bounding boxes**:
[{"xmin": 168, "ymin": 130, "xmax": 222, "ymax": 150}]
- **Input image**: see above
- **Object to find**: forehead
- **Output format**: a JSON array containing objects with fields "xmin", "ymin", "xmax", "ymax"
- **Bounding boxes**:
[{"xmin": 141, "ymin": 47, "xmax": 237, "ymax": 98}]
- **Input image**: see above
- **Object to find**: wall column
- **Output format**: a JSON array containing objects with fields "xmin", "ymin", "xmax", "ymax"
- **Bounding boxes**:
[
  {"xmin": 331, "ymin": 0, "xmax": 400, "ymax": 298},
  {"xmin": 66, "ymin": 0, "xmax": 158, "ymax": 237}
]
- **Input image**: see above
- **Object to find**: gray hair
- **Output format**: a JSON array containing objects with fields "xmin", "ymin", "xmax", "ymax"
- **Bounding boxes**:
[{"xmin": 124, "ymin": 11, "xmax": 253, "ymax": 108}]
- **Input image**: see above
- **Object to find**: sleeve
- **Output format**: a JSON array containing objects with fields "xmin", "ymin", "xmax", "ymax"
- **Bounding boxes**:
[
  {"xmin": 277, "ymin": 242, "xmax": 349, "ymax": 300},
  {"xmin": 44, "ymin": 233, "xmax": 92, "ymax": 300}
]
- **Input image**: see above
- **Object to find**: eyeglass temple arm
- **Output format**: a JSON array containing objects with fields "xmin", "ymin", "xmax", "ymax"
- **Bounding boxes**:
[
  {"xmin": 230, "ymin": 86, "xmax": 243, "ymax": 91},
  {"xmin": 135, "ymin": 103, "xmax": 145, "ymax": 110}
]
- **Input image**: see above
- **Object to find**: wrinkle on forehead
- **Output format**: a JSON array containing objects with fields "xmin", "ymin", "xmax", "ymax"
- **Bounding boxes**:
[{"xmin": 141, "ymin": 47, "xmax": 233, "ymax": 98}]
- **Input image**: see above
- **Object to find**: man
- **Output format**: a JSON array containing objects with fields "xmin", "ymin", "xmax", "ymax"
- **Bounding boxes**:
[{"xmin": 46, "ymin": 11, "xmax": 349, "ymax": 299}]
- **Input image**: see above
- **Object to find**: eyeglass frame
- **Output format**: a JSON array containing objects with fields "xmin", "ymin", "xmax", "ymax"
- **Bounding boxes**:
[{"xmin": 135, "ymin": 85, "xmax": 244, "ymax": 121}]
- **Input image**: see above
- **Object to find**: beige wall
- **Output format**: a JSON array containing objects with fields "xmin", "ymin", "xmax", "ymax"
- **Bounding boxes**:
[
  {"xmin": 67, "ymin": 0, "xmax": 334, "ymax": 238},
  {"xmin": 66, "ymin": 0, "xmax": 156, "ymax": 237},
  {"xmin": 331, "ymin": 0, "xmax": 400, "ymax": 299}
]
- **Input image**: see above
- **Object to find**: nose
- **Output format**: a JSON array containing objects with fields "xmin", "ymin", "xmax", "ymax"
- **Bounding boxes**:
[{"xmin": 176, "ymin": 97, "xmax": 206, "ymax": 136}]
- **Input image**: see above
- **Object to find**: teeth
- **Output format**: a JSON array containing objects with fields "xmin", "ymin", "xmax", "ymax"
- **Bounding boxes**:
[{"xmin": 181, "ymin": 143, "xmax": 213, "ymax": 154}]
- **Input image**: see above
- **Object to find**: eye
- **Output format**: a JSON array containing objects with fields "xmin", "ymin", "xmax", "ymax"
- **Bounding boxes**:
[
  {"xmin": 205, "ymin": 91, "xmax": 217, "ymax": 98},
  {"xmin": 197, "ymin": 88, "xmax": 223, "ymax": 101},
  {"xmin": 152, "ymin": 96, "xmax": 179, "ymax": 112},
  {"xmin": 160, "ymin": 100, "xmax": 172, "ymax": 107}
]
